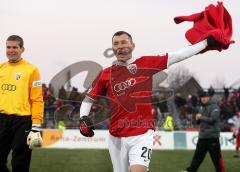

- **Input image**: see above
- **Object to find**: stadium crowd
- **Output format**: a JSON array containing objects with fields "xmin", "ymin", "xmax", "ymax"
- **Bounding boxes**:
[{"xmin": 42, "ymin": 83, "xmax": 240, "ymax": 132}]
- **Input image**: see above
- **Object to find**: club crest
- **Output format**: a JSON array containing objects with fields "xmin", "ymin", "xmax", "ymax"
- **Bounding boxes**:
[
  {"xmin": 15, "ymin": 73, "xmax": 22, "ymax": 80},
  {"xmin": 127, "ymin": 64, "xmax": 137, "ymax": 74}
]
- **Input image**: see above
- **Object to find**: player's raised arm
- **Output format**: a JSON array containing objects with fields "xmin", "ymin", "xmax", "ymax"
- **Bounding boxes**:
[{"xmin": 168, "ymin": 36, "xmax": 216, "ymax": 67}]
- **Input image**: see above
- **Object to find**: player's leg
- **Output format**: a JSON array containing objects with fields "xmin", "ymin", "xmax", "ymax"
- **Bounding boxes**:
[
  {"xmin": 11, "ymin": 116, "xmax": 32, "ymax": 172},
  {"xmin": 131, "ymin": 165, "xmax": 147, "ymax": 172},
  {"xmin": 208, "ymin": 138, "xmax": 225, "ymax": 172},
  {"xmin": 185, "ymin": 139, "xmax": 207, "ymax": 172},
  {"xmin": 235, "ymin": 130, "xmax": 240, "ymax": 157},
  {"xmin": 108, "ymin": 134, "xmax": 129, "ymax": 172},
  {"xmin": 128, "ymin": 130, "xmax": 154, "ymax": 172},
  {"xmin": 0, "ymin": 114, "xmax": 12, "ymax": 172}
]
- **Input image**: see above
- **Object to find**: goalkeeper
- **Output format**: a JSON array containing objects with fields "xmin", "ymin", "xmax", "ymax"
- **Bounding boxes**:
[{"xmin": 0, "ymin": 35, "xmax": 44, "ymax": 172}]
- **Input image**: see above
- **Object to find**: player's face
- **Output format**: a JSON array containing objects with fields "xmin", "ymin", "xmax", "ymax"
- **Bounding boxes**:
[
  {"xmin": 200, "ymin": 96, "xmax": 210, "ymax": 104},
  {"xmin": 6, "ymin": 41, "xmax": 24, "ymax": 62},
  {"xmin": 112, "ymin": 34, "xmax": 135, "ymax": 62},
  {"xmin": 237, "ymin": 111, "xmax": 240, "ymax": 117}
]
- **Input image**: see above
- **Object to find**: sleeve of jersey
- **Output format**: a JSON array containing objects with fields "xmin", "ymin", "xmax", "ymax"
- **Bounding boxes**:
[
  {"xmin": 87, "ymin": 71, "xmax": 107, "ymax": 100},
  {"xmin": 29, "ymin": 68, "xmax": 44, "ymax": 124},
  {"xmin": 140, "ymin": 54, "xmax": 168, "ymax": 71}
]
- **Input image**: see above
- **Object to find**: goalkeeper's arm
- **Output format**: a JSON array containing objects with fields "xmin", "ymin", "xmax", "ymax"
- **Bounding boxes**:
[{"xmin": 27, "ymin": 124, "xmax": 43, "ymax": 149}]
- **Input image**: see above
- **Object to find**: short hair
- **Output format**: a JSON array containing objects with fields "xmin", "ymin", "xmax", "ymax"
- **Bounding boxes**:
[
  {"xmin": 198, "ymin": 90, "xmax": 211, "ymax": 97},
  {"xmin": 112, "ymin": 31, "xmax": 133, "ymax": 43},
  {"xmin": 7, "ymin": 35, "xmax": 24, "ymax": 48}
]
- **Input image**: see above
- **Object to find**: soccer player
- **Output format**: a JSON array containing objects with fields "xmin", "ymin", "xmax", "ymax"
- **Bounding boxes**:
[
  {"xmin": 232, "ymin": 110, "xmax": 240, "ymax": 158},
  {"xmin": 79, "ymin": 31, "xmax": 216, "ymax": 172},
  {"xmin": 183, "ymin": 90, "xmax": 225, "ymax": 172},
  {"xmin": 0, "ymin": 35, "xmax": 44, "ymax": 172}
]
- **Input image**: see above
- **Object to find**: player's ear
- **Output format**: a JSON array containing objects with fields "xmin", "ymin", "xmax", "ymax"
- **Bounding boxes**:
[
  {"xmin": 21, "ymin": 47, "xmax": 25, "ymax": 53},
  {"xmin": 132, "ymin": 42, "xmax": 135, "ymax": 50}
]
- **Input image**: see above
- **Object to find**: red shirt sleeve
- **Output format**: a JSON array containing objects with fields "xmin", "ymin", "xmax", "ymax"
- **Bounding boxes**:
[
  {"xmin": 138, "ymin": 54, "xmax": 168, "ymax": 71},
  {"xmin": 87, "ymin": 70, "xmax": 107, "ymax": 100}
]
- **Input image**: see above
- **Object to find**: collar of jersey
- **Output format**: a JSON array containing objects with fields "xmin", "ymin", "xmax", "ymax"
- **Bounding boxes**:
[
  {"xmin": 8, "ymin": 58, "xmax": 25, "ymax": 65},
  {"xmin": 112, "ymin": 57, "xmax": 136, "ymax": 66}
]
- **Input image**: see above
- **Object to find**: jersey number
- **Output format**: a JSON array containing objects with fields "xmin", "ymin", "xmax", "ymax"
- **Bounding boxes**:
[{"xmin": 141, "ymin": 147, "xmax": 152, "ymax": 160}]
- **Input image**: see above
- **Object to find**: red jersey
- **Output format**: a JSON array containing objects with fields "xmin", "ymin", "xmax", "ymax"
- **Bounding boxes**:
[{"xmin": 87, "ymin": 55, "xmax": 168, "ymax": 137}]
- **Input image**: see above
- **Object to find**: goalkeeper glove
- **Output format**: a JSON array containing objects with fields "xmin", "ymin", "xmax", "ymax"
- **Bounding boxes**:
[
  {"xmin": 27, "ymin": 124, "xmax": 43, "ymax": 149},
  {"xmin": 79, "ymin": 116, "xmax": 94, "ymax": 137}
]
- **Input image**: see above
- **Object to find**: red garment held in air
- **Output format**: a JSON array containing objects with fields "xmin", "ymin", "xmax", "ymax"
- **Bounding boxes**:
[{"xmin": 174, "ymin": 1, "xmax": 234, "ymax": 53}]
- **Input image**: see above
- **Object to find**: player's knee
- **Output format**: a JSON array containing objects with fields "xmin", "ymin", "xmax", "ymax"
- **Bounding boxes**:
[{"xmin": 130, "ymin": 164, "xmax": 147, "ymax": 172}]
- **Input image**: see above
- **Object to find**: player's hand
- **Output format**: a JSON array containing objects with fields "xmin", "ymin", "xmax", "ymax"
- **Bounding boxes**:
[
  {"xmin": 79, "ymin": 116, "xmax": 94, "ymax": 137},
  {"xmin": 27, "ymin": 124, "xmax": 43, "ymax": 149},
  {"xmin": 195, "ymin": 113, "xmax": 202, "ymax": 121},
  {"xmin": 206, "ymin": 35, "xmax": 218, "ymax": 47}
]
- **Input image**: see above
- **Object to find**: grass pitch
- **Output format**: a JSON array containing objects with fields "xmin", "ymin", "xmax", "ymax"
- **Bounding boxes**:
[{"xmin": 8, "ymin": 149, "xmax": 240, "ymax": 172}]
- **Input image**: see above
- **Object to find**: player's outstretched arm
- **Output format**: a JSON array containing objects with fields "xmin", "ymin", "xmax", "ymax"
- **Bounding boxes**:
[
  {"xmin": 168, "ymin": 36, "xmax": 217, "ymax": 67},
  {"xmin": 79, "ymin": 96, "xmax": 95, "ymax": 137}
]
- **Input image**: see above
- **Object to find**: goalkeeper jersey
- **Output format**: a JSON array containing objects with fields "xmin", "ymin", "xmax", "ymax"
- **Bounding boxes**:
[
  {"xmin": 87, "ymin": 55, "xmax": 168, "ymax": 137},
  {"xmin": 0, "ymin": 59, "xmax": 44, "ymax": 124}
]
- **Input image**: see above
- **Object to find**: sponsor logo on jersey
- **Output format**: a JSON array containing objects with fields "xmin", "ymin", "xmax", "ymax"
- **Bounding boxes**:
[
  {"xmin": 1, "ymin": 84, "xmax": 17, "ymax": 92},
  {"xmin": 113, "ymin": 78, "xmax": 136, "ymax": 93},
  {"xmin": 110, "ymin": 67, "xmax": 153, "ymax": 112},
  {"xmin": 32, "ymin": 80, "xmax": 42, "ymax": 87}
]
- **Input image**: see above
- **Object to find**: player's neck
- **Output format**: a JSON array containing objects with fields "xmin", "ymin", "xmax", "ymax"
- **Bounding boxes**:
[
  {"xmin": 113, "ymin": 57, "xmax": 135, "ymax": 66},
  {"xmin": 8, "ymin": 57, "xmax": 23, "ymax": 63},
  {"xmin": 125, "ymin": 57, "xmax": 135, "ymax": 64}
]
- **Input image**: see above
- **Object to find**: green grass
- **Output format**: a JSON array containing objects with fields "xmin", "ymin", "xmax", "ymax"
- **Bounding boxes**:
[{"xmin": 7, "ymin": 149, "xmax": 240, "ymax": 172}]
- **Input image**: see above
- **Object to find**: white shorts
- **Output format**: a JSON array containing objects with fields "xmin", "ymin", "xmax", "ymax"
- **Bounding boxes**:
[{"xmin": 108, "ymin": 130, "xmax": 154, "ymax": 172}]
